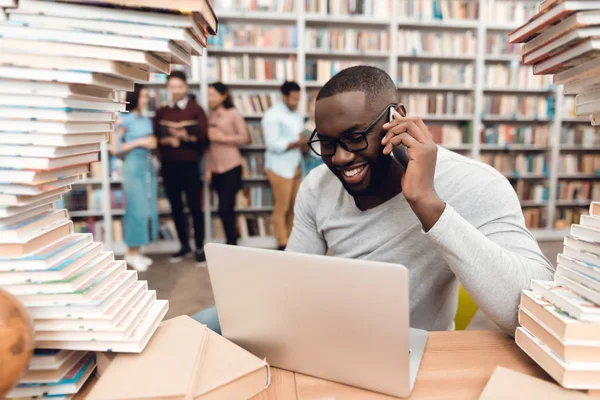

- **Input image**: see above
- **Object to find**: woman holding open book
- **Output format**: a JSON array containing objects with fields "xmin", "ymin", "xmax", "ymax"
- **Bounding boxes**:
[
  {"xmin": 110, "ymin": 84, "xmax": 159, "ymax": 272},
  {"xmin": 205, "ymin": 82, "xmax": 250, "ymax": 245}
]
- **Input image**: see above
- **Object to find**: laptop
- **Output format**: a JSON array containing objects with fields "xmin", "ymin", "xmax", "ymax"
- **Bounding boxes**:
[{"xmin": 204, "ymin": 243, "xmax": 428, "ymax": 398}]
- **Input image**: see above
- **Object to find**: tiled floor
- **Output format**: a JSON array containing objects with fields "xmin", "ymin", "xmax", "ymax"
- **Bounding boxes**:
[{"xmin": 139, "ymin": 240, "xmax": 564, "ymax": 324}]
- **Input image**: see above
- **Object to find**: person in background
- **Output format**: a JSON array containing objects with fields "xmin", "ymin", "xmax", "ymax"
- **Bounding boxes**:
[
  {"xmin": 110, "ymin": 84, "xmax": 158, "ymax": 272},
  {"xmin": 301, "ymin": 94, "xmax": 323, "ymax": 177},
  {"xmin": 154, "ymin": 70, "xmax": 209, "ymax": 264},
  {"xmin": 261, "ymin": 81, "xmax": 307, "ymax": 250},
  {"xmin": 205, "ymin": 82, "xmax": 250, "ymax": 245}
]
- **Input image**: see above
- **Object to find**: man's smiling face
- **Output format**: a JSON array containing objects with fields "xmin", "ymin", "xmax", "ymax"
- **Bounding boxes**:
[{"xmin": 314, "ymin": 91, "xmax": 393, "ymax": 197}]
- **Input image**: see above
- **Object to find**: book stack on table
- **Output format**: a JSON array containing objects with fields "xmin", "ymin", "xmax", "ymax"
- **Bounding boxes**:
[
  {"xmin": 509, "ymin": 0, "xmax": 600, "ymax": 125},
  {"xmin": 515, "ymin": 202, "xmax": 600, "ymax": 396},
  {"xmin": 0, "ymin": 0, "xmax": 217, "ymax": 398}
]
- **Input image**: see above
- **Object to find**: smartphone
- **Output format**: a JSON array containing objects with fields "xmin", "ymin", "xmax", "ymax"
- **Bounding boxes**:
[{"xmin": 388, "ymin": 107, "xmax": 410, "ymax": 169}]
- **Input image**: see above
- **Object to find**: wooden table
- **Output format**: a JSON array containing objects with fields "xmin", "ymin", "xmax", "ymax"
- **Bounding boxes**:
[{"xmin": 251, "ymin": 330, "xmax": 551, "ymax": 400}]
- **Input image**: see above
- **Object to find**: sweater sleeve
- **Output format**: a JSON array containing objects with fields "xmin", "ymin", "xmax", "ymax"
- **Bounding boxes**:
[
  {"xmin": 226, "ymin": 109, "xmax": 250, "ymax": 145},
  {"xmin": 424, "ymin": 177, "xmax": 555, "ymax": 336}
]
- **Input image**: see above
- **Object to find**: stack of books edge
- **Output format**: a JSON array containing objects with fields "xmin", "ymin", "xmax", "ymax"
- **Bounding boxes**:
[
  {"xmin": 509, "ymin": 0, "xmax": 600, "ymax": 125},
  {"xmin": 0, "ymin": 0, "xmax": 217, "ymax": 398},
  {"xmin": 515, "ymin": 201, "xmax": 600, "ymax": 395}
]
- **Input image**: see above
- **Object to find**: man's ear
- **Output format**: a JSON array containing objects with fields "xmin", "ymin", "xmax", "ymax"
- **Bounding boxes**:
[{"xmin": 395, "ymin": 104, "xmax": 407, "ymax": 117}]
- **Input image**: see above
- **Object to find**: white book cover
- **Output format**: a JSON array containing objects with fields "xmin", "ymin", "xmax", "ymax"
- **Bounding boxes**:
[
  {"xmin": 571, "ymin": 224, "xmax": 600, "ymax": 244},
  {"xmin": 516, "ymin": 327, "xmax": 600, "ymax": 390},
  {"xmin": 0, "ymin": 209, "xmax": 68, "ymax": 243},
  {"xmin": 20, "ymin": 351, "xmax": 87, "ymax": 384},
  {"xmin": 564, "ymin": 244, "xmax": 600, "ymax": 267},
  {"xmin": 2, "ymin": 249, "xmax": 112, "ymax": 294},
  {"xmin": 0, "ymin": 242, "xmax": 102, "ymax": 285},
  {"xmin": 558, "ymin": 252, "xmax": 600, "ymax": 282},
  {"xmin": 530, "ymin": 280, "xmax": 600, "ymax": 322},
  {"xmin": 0, "ymin": 165, "xmax": 89, "ymax": 186},
  {"xmin": 35, "ymin": 291, "xmax": 156, "ymax": 341},
  {"xmin": 0, "ymin": 94, "xmax": 125, "ymax": 112},
  {"xmin": 520, "ymin": 306, "xmax": 600, "ymax": 347},
  {"xmin": 0, "ymin": 178, "xmax": 81, "ymax": 196},
  {"xmin": 564, "ymin": 235, "xmax": 600, "ymax": 257},
  {"xmin": 0, "ymin": 79, "xmax": 115, "ymax": 100},
  {"xmin": 0, "ymin": 186, "xmax": 69, "ymax": 209},
  {"xmin": 555, "ymin": 272, "xmax": 600, "ymax": 306},
  {"xmin": 34, "ymin": 280, "xmax": 147, "ymax": 331},
  {"xmin": 0, "ymin": 233, "xmax": 92, "ymax": 271},
  {"xmin": 17, "ymin": 260, "xmax": 127, "ymax": 307},
  {"xmin": 27, "ymin": 270, "xmax": 137, "ymax": 318},
  {"xmin": 0, "ymin": 66, "xmax": 134, "ymax": 91},
  {"xmin": 35, "ymin": 299, "xmax": 168, "ymax": 353},
  {"xmin": 28, "ymin": 349, "xmax": 76, "ymax": 371},
  {"xmin": 0, "ymin": 152, "xmax": 98, "ymax": 170},
  {"xmin": 581, "ymin": 215, "xmax": 600, "ymax": 230},
  {"xmin": 7, "ymin": 352, "xmax": 96, "ymax": 398},
  {"xmin": 0, "ymin": 203, "xmax": 53, "ymax": 228},
  {"xmin": 0, "ymin": 107, "xmax": 114, "ymax": 123},
  {"xmin": 0, "ymin": 132, "xmax": 108, "ymax": 147},
  {"xmin": 0, "ymin": 119, "xmax": 114, "ymax": 134},
  {"xmin": 0, "ymin": 216, "xmax": 70, "ymax": 244},
  {"xmin": 0, "ymin": 143, "xmax": 102, "ymax": 158},
  {"xmin": 0, "ymin": 194, "xmax": 63, "ymax": 218}
]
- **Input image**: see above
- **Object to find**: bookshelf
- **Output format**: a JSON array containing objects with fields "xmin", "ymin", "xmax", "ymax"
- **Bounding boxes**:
[{"xmin": 78, "ymin": 0, "xmax": 599, "ymax": 253}]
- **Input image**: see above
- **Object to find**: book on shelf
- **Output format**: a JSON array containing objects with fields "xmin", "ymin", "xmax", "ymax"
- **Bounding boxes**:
[
  {"xmin": 306, "ymin": 59, "xmax": 382, "ymax": 83},
  {"xmin": 399, "ymin": 0, "xmax": 478, "ymax": 21},
  {"xmin": 82, "ymin": 315, "xmax": 270, "ymax": 400},
  {"xmin": 398, "ymin": 62, "xmax": 474, "ymax": 86},
  {"xmin": 210, "ymin": 55, "xmax": 296, "ymax": 82},
  {"xmin": 486, "ymin": 32, "xmax": 522, "ymax": 57},
  {"xmin": 480, "ymin": 154, "xmax": 549, "ymax": 177},
  {"xmin": 429, "ymin": 123, "xmax": 472, "ymax": 148},
  {"xmin": 515, "ymin": 201, "xmax": 600, "ymax": 392},
  {"xmin": 559, "ymin": 154, "xmax": 600, "ymax": 175},
  {"xmin": 483, "ymin": 95, "xmax": 552, "ymax": 119},
  {"xmin": 398, "ymin": 93, "xmax": 474, "ymax": 116},
  {"xmin": 557, "ymin": 181, "xmax": 600, "ymax": 202},
  {"xmin": 213, "ymin": 0, "xmax": 294, "ymax": 13},
  {"xmin": 482, "ymin": 125, "xmax": 549, "ymax": 146},
  {"xmin": 523, "ymin": 208, "xmax": 544, "ymax": 229},
  {"xmin": 306, "ymin": 0, "xmax": 390, "ymax": 17},
  {"xmin": 485, "ymin": 64, "xmax": 553, "ymax": 89},
  {"xmin": 485, "ymin": 0, "xmax": 536, "ymax": 25},
  {"xmin": 397, "ymin": 30, "xmax": 475, "ymax": 56},
  {"xmin": 0, "ymin": 0, "xmax": 218, "ymax": 398},
  {"xmin": 307, "ymin": 28, "xmax": 389, "ymax": 52},
  {"xmin": 555, "ymin": 207, "xmax": 588, "ymax": 228},
  {"xmin": 210, "ymin": 23, "xmax": 297, "ymax": 49},
  {"xmin": 233, "ymin": 92, "xmax": 280, "ymax": 115}
]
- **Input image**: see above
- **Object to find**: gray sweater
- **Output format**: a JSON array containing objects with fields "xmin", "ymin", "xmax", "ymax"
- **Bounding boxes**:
[{"xmin": 286, "ymin": 147, "xmax": 555, "ymax": 335}]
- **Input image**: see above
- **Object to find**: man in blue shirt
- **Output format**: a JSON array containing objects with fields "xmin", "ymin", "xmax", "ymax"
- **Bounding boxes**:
[{"xmin": 262, "ymin": 81, "xmax": 307, "ymax": 250}]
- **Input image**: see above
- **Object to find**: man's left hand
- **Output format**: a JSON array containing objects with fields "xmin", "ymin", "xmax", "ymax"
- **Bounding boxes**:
[{"xmin": 381, "ymin": 113, "xmax": 446, "ymax": 231}]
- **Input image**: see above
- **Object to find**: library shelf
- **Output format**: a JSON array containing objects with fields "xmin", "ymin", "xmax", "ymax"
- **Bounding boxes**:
[
  {"xmin": 480, "ymin": 145, "xmax": 549, "ymax": 151},
  {"xmin": 557, "ymin": 173, "xmax": 600, "ymax": 179},
  {"xmin": 483, "ymin": 87, "xmax": 554, "ymax": 94},
  {"xmin": 555, "ymin": 200, "xmax": 595, "ymax": 207},
  {"xmin": 396, "ymin": 84, "xmax": 474, "ymax": 91},
  {"xmin": 209, "ymin": 47, "xmax": 297, "ymax": 55},
  {"xmin": 520, "ymin": 200, "xmax": 548, "ymax": 207},
  {"xmin": 305, "ymin": 49, "xmax": 389, "ymax": 58},
  {"xmin": 397, "ymin": 18, "xmax": 478, "ymax": 29},
  {"xmin": 397, "ymin": 53, "xmax": 476, "ymax": 61},
  {"xmin": 304, "ymin": 13, "xmax": 391, "ymax": 26},
  {"xmin": 562, "ymin": 117, "xmax": 592, "ymax": 123},
  {"xmin": 216, "ymin": 11, "xmax": 296, "ymax": 22},
  {"xmin": 69, "ymin": 210, "xmax": 104, "ymax": 218},
  {"xmin": 503, "ymin": 173, "xmax": 547, "ymax": 180},
  {"xmin": 421, "ymin": 115, "xmax": 475, "ymax": 121},
  {"xmin": 242, "ymin": 113, "xmax": 265, "ymax": 119},
  {"xmin": 240, "ymin": 144, "xmax": 267, "ymax": 150},
  {"xmin": 531, "ymin": 229, "xmax": 570, "ymax": 241},
  {"xmin": 484, "ymin": 54, "xmax": 522, "ymax": 62},
  {"xmin": 73, "ymin": 178, "xmax": 103, "ymax": 185},
  {"xmin": 560, "ymin": 145, "xmax": 600, "ymax": 151},
  {"xmin": 485, "ymin": 23, "xmax": 520, "ymax": 31},
  {"xmin": 481, "ymin": 115, "xmax": 553, "ymax": 123},
  {"xmin": 444, "ymin": 144, "xmax": 472, "ymax": 151},
  {"xmin": 221, "ymin": 80, "xmax": 284, "ymax": 87}
]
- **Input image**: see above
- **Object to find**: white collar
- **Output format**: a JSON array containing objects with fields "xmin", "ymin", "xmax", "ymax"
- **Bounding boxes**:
[{"xmin": 169, "ymin": 96, "xmax": 188, "ymax": 110}]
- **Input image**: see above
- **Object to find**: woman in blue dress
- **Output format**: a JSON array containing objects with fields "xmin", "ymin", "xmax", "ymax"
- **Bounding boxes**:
[{"xmin": 110, "ymin": 84, "xmax": 159, "ymax": 272}]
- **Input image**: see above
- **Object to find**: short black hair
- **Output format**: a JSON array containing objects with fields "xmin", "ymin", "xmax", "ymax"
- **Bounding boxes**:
[
  {"xmin": 125, "ymin": 83, "xmax": 145, "ymax": 112},
  {"xmin": 316, "ymin": 66, "xmax": 397, "ymax": 105},
  {"xmin": 281, "ymin": 81, "xmax": 300, "ymax": 96},
  {"xmin": 209, "ymin": 82, "xmax": 235, "ymax": 109},
  {"xmin": 168, "ymin": 70, "xmax": 187, "ymax": 83}
]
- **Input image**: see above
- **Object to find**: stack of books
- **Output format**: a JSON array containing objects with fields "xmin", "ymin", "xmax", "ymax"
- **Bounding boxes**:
[
  {"xmin": 515, "ymin": 201, "xmax": 600, "ymax": 394},
  {"xmin": 509, "ymin": 1, "xmax": 600, "ymax": 125},
  {"xmin": 0, "ymin": 0, "xmax": 217, "ymax": 398}
]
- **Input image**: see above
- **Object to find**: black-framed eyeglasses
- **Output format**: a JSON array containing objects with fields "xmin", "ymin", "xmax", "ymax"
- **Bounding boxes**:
[{"xmin": 307, "ymin": 103, "xmax": 406, "ymax": 157}]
